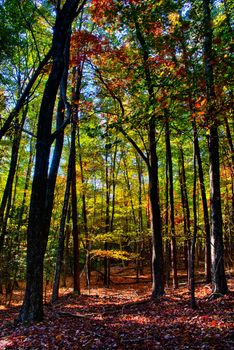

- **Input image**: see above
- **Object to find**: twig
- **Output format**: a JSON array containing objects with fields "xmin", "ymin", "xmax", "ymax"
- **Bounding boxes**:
[
  {"xmin": 121, "ymin": 336, "xmax": 154, "ymax": 343},
  {"xmin": 57, "ymin": 311, "xmax": 94, "ymax": 318}
]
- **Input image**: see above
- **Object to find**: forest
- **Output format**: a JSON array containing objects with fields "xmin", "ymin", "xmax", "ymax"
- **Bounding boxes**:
[{"xmin": 0, "ymin": 0, "xmax": 233, "ymax": 348}]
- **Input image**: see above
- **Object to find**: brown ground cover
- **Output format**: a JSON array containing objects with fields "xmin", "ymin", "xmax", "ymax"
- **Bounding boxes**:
[{"xmin": 0, "ymin": 269, "xmax": 233, "ymax": 349}]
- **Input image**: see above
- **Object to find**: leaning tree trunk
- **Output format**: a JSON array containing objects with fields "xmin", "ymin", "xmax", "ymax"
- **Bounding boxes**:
[
  {"xmin": 203, "ymin": 0, "xmax": 228, "ymax": 295},
  {"xmin": 43, "ymin": 30, "xmax": 71, "ymax": 250},
  {"xmin": 18, "ymin": 0, "xmax": 85, "ymax": 323}
]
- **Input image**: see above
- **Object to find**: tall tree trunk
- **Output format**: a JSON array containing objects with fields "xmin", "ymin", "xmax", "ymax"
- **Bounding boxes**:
[
  {"xmin": 165, "ymin": 116, "xmax": 178, "ymax": 289},
  {"xmin": 193, "ymin": 124, "xmax": 211, "ymax": 283},
  {"xmin": 77, "ymin": 122, "xmax": 90, "ymax": 286},
  {"xmin": 164, "ymin": 157, "xmax": 171, "ymax": 287},
  {"xmin": 70, "ymin": 62, "xmax": 84, "ymax": 295},
  {"xmin": 71, "ymin": 119, "xmax": 80, "ymax": 294},
  {"xmin": 51, "ymin": 73, "xmax": 73, "ymax": 303},
  {"xmin": 148, "ymin": 122, "xmax": 164, "ymax": 298},
  {"xmin": 136, "ymin": 153, "xmax": 144, "ymax": 279},
  {"xmin": 105, "ymin": 3, "xmax": 165, "ymax": 297},
  {"xmin": 180, "ymin": 16, "xmax": 211, "ymax": 284},
  {"xmin": 43, "ymin": 31, "xmax": 71, "ymax": 249},
  {"xmin": 18, "ymin": 0, "xmax": 85, "ymax": 322},
  {"xmin": 190, "ymin": 139, "xmax": 198, "ymax": 310},
  {"xmin": 179, "ymin": 146, "xmax": 191, "ymax": 284},
  {"xmin": 104, "ymin": 131, "xmax": 110, "ymax": 287},
  {"xmin": 203, "ymin": 0, "xmax": 228, "ymax": 295},
  {"xmin": 133, "ymin": 8, "xmax": 164, "ymax": 298},
  {"xmin": 62, "ymin": 207, "xmax": 71, "ymax": 287}
]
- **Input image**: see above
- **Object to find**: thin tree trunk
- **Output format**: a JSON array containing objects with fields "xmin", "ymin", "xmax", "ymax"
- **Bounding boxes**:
[
  {"xmin": 71, "ymin": 120, "xmax": 80, "ymax": 294},
  {"xmin": 61, "ymin": 208, "xmax": 71, "ymax": 288},
  {"xmin": 136, "ymin": 153, "xmax": 144, "ymax": 278},
  {"xmin": 70, "ymin": 63, "xmax": 84, "ymax": 295},
  {"xmin": 110, "ymin": 140, "xmax": 119, "ymax": 232},
  {"xmin": 193, "ymin": 125, "xmax": 211, "ymax": 283},
  {"xmin": 104, "ymin": 131, "xmax": 110, "ymax": 287},
  {"xmin": 165, "ymin": 116, "xmax": 178, "ymax": 289},
  {"xmin": 190, "ymin": 139, "xmax": 197, "ymax": 310},
  {"xmin": 180, "ymin": 17, "xmax": 211, "ymax": 284},
  {"xmin": 123, "ymin": 154, "xmax": 137, "ymax": 226},
  {"xmin": 77, "ymin": 122, "xmax": 90, "ymax": 286},
  {"xmin": 51, "ymin": 85, "xmax": 73, "ymax": 303},
  {"xmin": 164, "ymin": 157, "xmax": 171, "ymax": 287},
  {"xmin": 179, "ymin": 146, "xmax": 191, "ymax": 284},
  {"xmin": 148, "ymin": 123, "xmax": 164, "ymax": 298},
  {"xmin": 133, "ymin": 9, "xmax": 164, "ymax": 297},
  {"xmin": 203, "ymin": 0, "xmax": 228, "ymax": 295}
]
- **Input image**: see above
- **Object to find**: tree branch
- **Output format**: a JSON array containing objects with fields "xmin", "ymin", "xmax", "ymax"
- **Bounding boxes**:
[{"xmin": 0, "ymin": 49, "xmax": 52, "ymax": 141}]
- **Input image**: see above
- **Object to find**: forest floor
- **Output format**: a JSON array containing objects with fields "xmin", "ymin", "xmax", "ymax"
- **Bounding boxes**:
[{"xmin": 0, "ymin": 268, "xmax": 233, "ymax": 350}]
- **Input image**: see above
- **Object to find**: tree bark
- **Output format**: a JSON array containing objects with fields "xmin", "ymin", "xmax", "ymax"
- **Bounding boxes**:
[
  {"xmin": 77, "ymin": 121, "xmax": 90, "ymax": 286},
  {"xmin": 70, "ymin": 63, "xmax": 83, "ymax": 295},
  {"xmin": 164, "ymin": 157, "xmax": 171, "ymax": 287},
  {"xmin": 148, "ymin": 122, "xmax": 164, "ymax": 298},
  {"xmin": 71, "ymin": 119, "xmax": 80, "ymax": 294},
  {"xmin": 193, "ymin": 124, "xmax": 211, "ymax": 283},
  {"xmin": 179, "ymin": 146, "xmax": 191, "ymax": 283},
  {"xmin": 133, "ymin": 8, "xmax": 164, "ymax": 298},
  {"xmin": 104, "ymin": 128, "xmax": 110, "ymax": 287},
  {"xmin": 190, "ymin": 140, "xmax": 197, "ymax": 310},
  {"xmin": 18, "ymin": 0, "xmax": 85, "ymax": 322},
  {"xmin": 165, "ymin": 116, "xmax": 178, "ymax": 289},
  {"xmin": 51, "ymin": 64, "xmax": 73, "ymax": 303},
  {"xmin": 203, "ymin": 0, "xmax": 228, "ymax": 295}
]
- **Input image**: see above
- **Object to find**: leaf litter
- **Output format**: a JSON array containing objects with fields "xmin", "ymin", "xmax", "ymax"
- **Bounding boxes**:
[{"xmin": 0, "ymin": 275, "xmax": 233, "ymax": 350}]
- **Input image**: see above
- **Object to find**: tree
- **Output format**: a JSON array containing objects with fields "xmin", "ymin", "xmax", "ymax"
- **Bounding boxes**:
[
  {"xmin": 203, "ymin": 0, "xmax": 228, "ymax": 295},
  {"xmin": 18, "ymin": 0, "xmax": 86, "ymax": 322}
]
